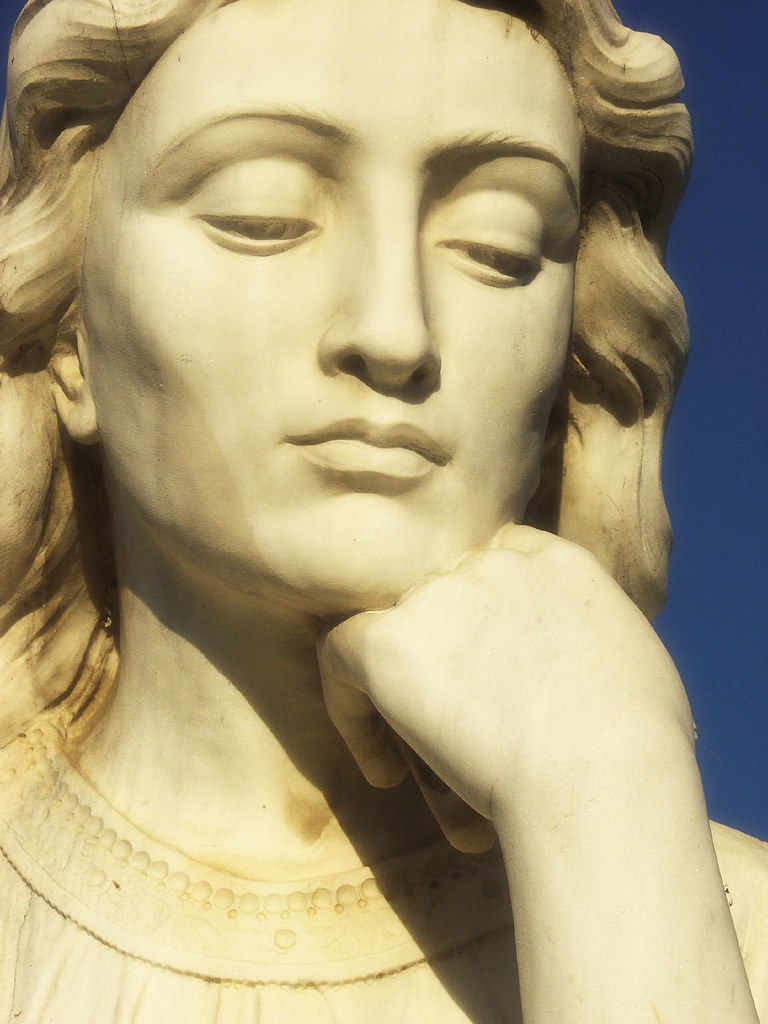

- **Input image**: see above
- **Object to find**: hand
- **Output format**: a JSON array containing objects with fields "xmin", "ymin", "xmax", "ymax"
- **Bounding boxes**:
[
  {"xmin": 318, "ymin": 525, "xmax": 693, "ymax": 835},
  {"xmin": 319, "ymin": 526, "xmax": 760, "ymax": 1023}
]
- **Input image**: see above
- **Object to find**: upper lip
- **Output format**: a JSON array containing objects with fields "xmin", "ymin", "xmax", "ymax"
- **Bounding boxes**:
[{"xmin": 287, "ymin": 419, "xmax": 452, "ymax": 466}]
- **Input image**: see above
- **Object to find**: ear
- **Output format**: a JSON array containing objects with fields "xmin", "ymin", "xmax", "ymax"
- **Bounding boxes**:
[{"xmin": 50, "ymin": 322, "xmax": 100, "ymax": 446}]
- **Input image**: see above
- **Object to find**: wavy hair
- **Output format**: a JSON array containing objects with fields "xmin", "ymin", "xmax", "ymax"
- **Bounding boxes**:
[{"xmin": 0, "ymin": 0, "xmax": 692, "ymax": 743}]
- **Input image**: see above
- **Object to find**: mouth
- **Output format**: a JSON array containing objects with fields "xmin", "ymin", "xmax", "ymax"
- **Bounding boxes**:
[{"xmin": 287, "ymin": 419, "xmax": 451, "ymax": 491}]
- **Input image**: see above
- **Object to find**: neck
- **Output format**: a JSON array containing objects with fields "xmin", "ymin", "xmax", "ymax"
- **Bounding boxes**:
[{"xmin": 77, "ymin": 520, "xmax": 438, "ymax": 879}]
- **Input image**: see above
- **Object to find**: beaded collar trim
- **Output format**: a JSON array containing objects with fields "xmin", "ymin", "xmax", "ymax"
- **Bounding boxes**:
[{"xmin": 0, "ymin": 725, "xmax": 513, "ymax": 985}]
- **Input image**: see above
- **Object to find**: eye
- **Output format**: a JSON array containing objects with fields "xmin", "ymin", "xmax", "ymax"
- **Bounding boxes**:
[
  {"xmin": 197, "ymin": 215, "xmax": 319, "ymax": 254},
  {"xmin": 439, "ymin": 240, "xmax": 541, "ymax": 288}
]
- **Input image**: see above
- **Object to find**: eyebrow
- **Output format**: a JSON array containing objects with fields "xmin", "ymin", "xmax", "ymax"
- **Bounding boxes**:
[
  {"xmin": 145, "ymin": 110, "xmax": 579, "ymax": 208},
  {"xmin": 210, "ymin": 110, "xmax": 352, "ymax": 146},
  {"xmin": 142, "ymin": 110, "xmax": 350, "ymax": 200},
  {"xmin": 427, "ymin": 133, "xmax": 580, "ymax": 210},
  {"xmin": 150, "ymin": 110, "xmax": 349, "ymax": 170}
]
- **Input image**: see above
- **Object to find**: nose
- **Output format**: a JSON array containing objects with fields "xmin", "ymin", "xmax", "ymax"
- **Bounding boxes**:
[{"xmin": 318, "ymin": 194, "xmax": 440, "ymax": 395}]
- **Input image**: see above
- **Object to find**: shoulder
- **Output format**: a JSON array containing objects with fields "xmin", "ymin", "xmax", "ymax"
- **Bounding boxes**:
[
  {"xmin": 711, "ymin": 821, "xmax": 768, "ymax": 1020},
  {"xmin": 712, "ymin": 820, "xmax": 768, "ymax": 912}
]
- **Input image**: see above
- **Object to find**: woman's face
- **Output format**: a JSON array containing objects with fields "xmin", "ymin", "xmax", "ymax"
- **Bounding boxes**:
[{"xmin": 78, "ymin": 0, "xmax": 581, "ymax": 615}]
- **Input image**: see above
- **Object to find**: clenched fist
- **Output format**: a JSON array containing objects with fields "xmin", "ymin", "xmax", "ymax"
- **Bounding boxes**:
[
  {"xmin": 318, "ymin": 526, "xmax": 758, "ymax": 1023},
  {"xmin": 319, "ymin": 525, "xmax": 691, "ymax": 831}
]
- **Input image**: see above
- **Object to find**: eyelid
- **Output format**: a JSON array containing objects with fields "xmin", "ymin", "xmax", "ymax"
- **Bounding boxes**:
[
  {"xmin": 427, "ymin": 167, "xmax": 577, "ymax": 261},
  {"xmin": 178, "ymin": 157, "xmax": 327, "ymax": 254},
  {"xmin": 197, "ymin": 214, "xmax": 320, "ymax": 256},
  {"xmin": 191, "ymin": 154, "xmax": 317, "ymax": 195},
  {"xmin": 426, "ymin": 187, "xmax": 546, "ymax": 286},
  {"xmin": 438, "ymin": 240, "xmax": 542, "ymax": 288}
]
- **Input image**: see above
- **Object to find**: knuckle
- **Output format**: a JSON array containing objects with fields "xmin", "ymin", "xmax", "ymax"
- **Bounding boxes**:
[
  {"xmin": 541, "ymin": 534, "xmax": 606, "ymax": 578},
  {"xmin": 334, "ymin": 606, "xmax": 415, "ymax": 679}
]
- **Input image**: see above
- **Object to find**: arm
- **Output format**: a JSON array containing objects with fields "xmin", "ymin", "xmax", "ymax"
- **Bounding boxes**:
[{"xmin": 319, "ymin": 527, "xmax": 759, "ymax": 1024}]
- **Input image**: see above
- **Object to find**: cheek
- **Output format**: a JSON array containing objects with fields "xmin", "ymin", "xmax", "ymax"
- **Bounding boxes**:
[
  {"xmin": 98, "ymin": 213, "xmax": 324, "ymax": 362},
  {"xmin": 436, "ymin": 261, "xmax": 573, "ymax": 437},
  {"xmin": 83, "ymin": 212, "xmax": 329, "ymax": 455},
  {"xmin": 434, "ymin": 263, "xmax": 573, "ymax": 517}
]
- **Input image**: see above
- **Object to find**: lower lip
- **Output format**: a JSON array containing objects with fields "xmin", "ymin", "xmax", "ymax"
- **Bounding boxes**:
[{"xmin": 297, "ymin": 439, "xmax": 434, "ymax": 488}]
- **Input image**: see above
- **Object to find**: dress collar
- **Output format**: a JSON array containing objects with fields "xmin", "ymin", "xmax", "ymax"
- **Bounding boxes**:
[{"xmin": 0, "ymin": 722, "xmax": 513, "ymax": 986}]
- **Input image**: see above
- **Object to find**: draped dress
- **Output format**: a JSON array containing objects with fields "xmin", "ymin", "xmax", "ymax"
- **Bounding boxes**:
[{"xmin": 0, "ymin": 722, "xmax": 766, "ymax": 1023}]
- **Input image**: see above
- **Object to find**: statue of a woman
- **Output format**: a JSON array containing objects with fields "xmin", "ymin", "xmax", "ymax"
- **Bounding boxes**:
[{"xmin": 0, "ymin": 1, "xmax": 765, "ymax": 1020}]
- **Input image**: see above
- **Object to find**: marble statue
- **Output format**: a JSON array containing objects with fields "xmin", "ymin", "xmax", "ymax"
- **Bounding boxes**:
[{"xmin": 0, "ymin": 0, "xmax": 766, "ymax": 1020}]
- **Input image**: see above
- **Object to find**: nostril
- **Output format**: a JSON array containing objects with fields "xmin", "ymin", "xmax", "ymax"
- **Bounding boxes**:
[
  {"xmin": 339, "ymin": 353, "xmax": 368, "ymax": 380},
  {"xmin": 411, "ymin": 354, "xmax": 441, "ymax": 390}
]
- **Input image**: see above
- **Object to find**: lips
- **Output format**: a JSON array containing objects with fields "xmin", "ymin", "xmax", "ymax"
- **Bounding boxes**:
[{"xmin": 287, "ymin": 419, "xmax": 451, "ymax": 489}]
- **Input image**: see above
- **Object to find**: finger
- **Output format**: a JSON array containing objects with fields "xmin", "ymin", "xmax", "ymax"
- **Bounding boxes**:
[
  {"xmin": 318, "ymin": 630, "xmax": 408, "ymax": 789},
  {"xmin": 399, "ymin": 745, "xmax": 497, "ymax": 854}
]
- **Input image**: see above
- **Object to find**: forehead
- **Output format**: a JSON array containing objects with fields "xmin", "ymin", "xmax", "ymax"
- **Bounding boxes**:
[{"xmin": 110, "ymin": 0, "xmax": 580, "ymax": 184}]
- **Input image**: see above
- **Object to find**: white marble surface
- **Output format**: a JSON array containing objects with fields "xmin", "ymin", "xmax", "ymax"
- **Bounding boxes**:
[{"xmin": 0, "ymin": 0, "xmax": 765, "ymax": 1020}]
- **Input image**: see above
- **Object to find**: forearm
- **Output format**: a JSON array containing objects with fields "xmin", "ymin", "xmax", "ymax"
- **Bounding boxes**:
[
  {"xmin": 319, "ymin": 536, "xmax": 762, "ymax": 1021},
  {"xmin": 496, "ymin": 719, "xmax": 759, "ymax": 1024}
]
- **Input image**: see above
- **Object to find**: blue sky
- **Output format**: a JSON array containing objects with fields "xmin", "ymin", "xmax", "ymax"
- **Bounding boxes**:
[
  {"xmin": 1, "ymin": 2, "xmax": 765, "ymax": 840},
  {"xmin": 614, "ymin": 0, "xmax": 767, "ymax": 840}
]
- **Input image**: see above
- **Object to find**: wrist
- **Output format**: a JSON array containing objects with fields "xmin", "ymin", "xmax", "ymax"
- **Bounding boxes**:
[{"xmin": 491, "ymin": 708, "xmax": 698, "ymax": 841}]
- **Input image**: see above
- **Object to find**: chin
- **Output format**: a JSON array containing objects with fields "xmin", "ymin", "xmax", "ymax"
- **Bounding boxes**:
[
  {"xmin": 267, "ymin": 543, "xmax": 446, "ymax": 620},
  {"xmin": 305, "ymin": 564, "xmax": 430, "ymax": 618},
  {"xmin": 249, "ymin": 497, "xmax": 483, "ymax": 619}
]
